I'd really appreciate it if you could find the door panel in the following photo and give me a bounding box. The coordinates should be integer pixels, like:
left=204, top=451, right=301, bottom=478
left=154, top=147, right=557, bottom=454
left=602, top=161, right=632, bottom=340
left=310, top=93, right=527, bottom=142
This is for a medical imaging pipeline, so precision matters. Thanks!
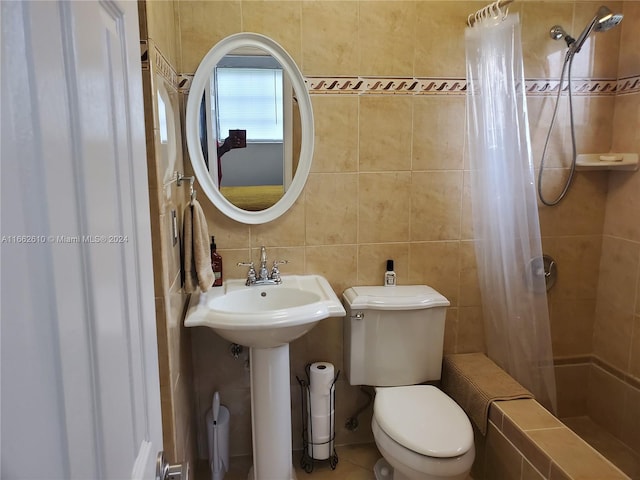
left=1, top=1, right=162, bottom=478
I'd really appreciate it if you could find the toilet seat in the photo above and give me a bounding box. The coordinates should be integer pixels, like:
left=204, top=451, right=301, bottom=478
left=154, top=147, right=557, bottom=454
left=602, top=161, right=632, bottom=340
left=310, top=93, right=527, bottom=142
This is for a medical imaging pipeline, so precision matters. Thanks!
left=372, top=416, right=475, bottom=479
left=374, top=385, right=474, bottom=458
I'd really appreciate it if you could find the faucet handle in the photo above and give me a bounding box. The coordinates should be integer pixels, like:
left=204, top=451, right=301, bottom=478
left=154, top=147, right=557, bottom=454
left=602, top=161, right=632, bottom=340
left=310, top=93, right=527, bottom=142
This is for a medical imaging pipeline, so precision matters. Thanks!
left=270, top=260, right=289, bottom=283
left=237, top=261, right=256, bottom=285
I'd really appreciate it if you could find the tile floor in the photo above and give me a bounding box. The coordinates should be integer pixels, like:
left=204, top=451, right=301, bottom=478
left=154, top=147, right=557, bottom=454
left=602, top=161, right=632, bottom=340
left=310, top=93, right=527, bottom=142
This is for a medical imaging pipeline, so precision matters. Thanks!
left=197, top=443, right=381, bottom=480
left=562, top=416, right=640, bottom=480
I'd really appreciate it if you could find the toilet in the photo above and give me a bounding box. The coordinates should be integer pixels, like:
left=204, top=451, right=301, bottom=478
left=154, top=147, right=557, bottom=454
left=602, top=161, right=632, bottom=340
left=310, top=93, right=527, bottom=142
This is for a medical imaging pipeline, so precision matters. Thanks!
left=343, top=285, right=475, bottom=480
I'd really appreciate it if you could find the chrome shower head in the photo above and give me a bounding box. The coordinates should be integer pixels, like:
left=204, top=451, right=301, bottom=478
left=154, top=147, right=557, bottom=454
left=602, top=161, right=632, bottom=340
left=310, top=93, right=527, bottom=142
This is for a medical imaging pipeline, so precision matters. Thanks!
left=595, top=11, right=624, bottom=32
left=570, top=5, right=623, bottom=54
left=549, top=25, right=575, bottom=47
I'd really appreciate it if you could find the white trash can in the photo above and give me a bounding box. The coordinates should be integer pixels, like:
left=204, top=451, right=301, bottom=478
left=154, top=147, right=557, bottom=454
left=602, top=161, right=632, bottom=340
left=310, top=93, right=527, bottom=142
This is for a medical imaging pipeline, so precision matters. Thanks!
left=206, top=392, right=229, bottom=480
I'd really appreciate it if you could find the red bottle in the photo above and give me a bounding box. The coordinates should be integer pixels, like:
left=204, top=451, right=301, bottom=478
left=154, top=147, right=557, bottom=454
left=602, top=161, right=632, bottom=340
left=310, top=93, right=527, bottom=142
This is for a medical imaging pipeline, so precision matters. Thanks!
left=210, top=236, right=223, bottom=287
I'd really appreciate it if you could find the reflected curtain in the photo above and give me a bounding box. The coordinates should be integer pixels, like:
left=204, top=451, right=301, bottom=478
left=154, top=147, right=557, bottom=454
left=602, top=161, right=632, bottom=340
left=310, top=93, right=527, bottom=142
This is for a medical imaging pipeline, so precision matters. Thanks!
left=465, top=13, right=557, bottom=413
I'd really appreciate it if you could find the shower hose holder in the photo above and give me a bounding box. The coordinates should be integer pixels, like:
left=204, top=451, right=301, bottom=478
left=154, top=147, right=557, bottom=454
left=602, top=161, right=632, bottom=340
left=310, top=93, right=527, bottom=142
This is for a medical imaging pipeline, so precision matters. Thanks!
left=296, top=364, right=340, bottom=473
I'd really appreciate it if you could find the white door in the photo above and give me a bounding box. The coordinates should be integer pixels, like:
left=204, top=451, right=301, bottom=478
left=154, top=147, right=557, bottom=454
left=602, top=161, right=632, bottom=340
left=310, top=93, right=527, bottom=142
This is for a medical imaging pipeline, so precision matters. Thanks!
left=1, top=1, right=163, bottom=479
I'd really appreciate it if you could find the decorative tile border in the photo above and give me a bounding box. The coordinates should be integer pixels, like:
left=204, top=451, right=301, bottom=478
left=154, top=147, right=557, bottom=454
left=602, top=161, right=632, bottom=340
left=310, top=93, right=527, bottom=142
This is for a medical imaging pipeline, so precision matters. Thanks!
left=305, top=76, right=640, bottom=96
left=153, top=46, right=178, bottom=89
left=178, top=73, right=640, bottom=97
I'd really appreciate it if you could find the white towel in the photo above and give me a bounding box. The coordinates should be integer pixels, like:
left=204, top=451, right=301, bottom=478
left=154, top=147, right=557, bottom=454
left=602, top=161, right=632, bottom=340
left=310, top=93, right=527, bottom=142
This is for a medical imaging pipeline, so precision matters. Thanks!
left=183, top=199, right=214, bottom=293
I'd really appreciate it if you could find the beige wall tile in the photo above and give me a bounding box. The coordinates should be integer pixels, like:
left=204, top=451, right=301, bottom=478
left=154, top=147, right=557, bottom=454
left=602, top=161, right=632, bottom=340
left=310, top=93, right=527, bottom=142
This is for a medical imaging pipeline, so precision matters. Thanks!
left=242, top=1, right=302, bottom=66
left=358, top=96, right=413, bottom=172
left=146, top=0, right=179, bottom=68
left=587, top=364, right=627, bottom=440
left=358, top=173, right=411, bottom=243
left=412, top=96, right=465, bottom=171
left=528, top=427, right=628, bottom=480
left=542, top=235, right=601, bottom=301
left=593, top=300, right=634, bottom=371
left=414, top=2, right=473, bottom=78
left=572, top=96, right=615, bottom=154
left=358, top=1, right=415, bottom=76
left=527, top=95, right=571, bottom=171
left=521, top=1, right=574, bottom=79
left=633, top=314, right=640, bottom=377
left=459, top=240, right=481, bottom=307
left=549, top=299, right=595, bottom=357
left=178, top=1, right=241, bottom=73
left=461, top=170, right=475, bottom=240
left=485, top=421, right=525, bottom=480
left=555, top=363, right=589, bottom=418
left=408, top=241, right=460, bottom=306
left=604, top=167, right=640, bottom=242
left=618, top=3, right=640, bottom=78
left=622, top=383, right=640, bottom=456
left=597, top=236, right=639, bottom=315
left=456, top=306, right=486, bottom=353
left=444, top=307, right=458, bottom=355
left=357, top=243, right=410, bottom=287
left=305, top=245, right=358, bottom=296
left=498, top=399, right=563, bottom=431
left=410, top=171, right=462, bottom=241
left=538, top=171, right=608, bottom=236
left=612, top=92, right=640, bottom=153
left=251, top=197, right=306, bottom=246
left=301, top=1, right=358, bottom=76
left=311, top=95, right=359, bottom=173
left=305, top=173, right=357, bottom=245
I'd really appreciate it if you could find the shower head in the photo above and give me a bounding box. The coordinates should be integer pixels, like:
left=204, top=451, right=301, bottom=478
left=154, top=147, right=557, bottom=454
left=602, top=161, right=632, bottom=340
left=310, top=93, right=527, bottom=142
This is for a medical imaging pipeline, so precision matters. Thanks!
left=549, top=25, right=575, bottom=47
left=570, top=5, right=623, bottom=54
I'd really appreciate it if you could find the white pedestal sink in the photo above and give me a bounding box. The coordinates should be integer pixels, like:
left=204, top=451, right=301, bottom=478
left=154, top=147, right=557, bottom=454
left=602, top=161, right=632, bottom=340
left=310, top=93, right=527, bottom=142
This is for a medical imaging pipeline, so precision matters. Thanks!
left=185, top=275, right=345, bottom=480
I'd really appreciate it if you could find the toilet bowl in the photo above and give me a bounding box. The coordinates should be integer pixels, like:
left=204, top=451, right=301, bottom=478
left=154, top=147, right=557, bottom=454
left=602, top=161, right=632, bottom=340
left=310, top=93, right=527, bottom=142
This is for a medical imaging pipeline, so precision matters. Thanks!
left=342, top=285, right=476, bottom=480
left=372, top=386, right=474, bottom=480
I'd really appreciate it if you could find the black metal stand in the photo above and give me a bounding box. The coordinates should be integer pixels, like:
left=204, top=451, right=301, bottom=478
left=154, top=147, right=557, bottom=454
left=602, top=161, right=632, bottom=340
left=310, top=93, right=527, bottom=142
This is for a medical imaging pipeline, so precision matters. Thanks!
left=296, top=364, right=339, bottom=473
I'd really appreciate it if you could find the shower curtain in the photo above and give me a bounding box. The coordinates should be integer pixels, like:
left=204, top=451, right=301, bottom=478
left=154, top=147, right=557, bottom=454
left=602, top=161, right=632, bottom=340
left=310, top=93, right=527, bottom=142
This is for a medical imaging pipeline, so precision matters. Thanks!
left=465, top=13, right=557, bottom=413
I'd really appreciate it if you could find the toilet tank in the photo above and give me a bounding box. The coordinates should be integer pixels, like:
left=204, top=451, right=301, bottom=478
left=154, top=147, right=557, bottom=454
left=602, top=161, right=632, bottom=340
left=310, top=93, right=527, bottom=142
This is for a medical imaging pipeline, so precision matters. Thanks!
left=343, top=285, right=450, bottom=386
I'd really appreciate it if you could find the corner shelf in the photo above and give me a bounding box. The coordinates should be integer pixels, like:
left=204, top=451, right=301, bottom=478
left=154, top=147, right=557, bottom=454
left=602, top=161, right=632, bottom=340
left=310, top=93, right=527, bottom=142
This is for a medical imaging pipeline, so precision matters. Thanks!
left=576, top=153, right=638, bottom=171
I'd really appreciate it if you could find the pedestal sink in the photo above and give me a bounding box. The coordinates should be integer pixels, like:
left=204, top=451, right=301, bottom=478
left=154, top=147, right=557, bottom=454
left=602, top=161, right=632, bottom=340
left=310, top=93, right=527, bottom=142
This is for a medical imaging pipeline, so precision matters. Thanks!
left=185, top=275, right=345, bottom=480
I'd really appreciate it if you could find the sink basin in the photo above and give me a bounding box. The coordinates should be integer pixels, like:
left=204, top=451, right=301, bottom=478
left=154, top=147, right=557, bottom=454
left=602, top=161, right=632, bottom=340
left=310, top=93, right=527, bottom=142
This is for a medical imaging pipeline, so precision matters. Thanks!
left=185, top=274, right=345, bottom=348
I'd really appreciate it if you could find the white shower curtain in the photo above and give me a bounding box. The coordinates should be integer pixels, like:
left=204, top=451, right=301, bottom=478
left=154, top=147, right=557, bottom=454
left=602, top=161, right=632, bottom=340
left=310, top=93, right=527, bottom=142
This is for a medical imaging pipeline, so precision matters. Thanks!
left=465, top=13, right=557, bottom=413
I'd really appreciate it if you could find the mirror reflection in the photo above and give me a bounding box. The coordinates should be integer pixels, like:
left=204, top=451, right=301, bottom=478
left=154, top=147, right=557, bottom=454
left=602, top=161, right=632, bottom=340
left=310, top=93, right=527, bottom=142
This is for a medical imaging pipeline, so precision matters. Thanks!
left=199, top=46, right=301, bottom=211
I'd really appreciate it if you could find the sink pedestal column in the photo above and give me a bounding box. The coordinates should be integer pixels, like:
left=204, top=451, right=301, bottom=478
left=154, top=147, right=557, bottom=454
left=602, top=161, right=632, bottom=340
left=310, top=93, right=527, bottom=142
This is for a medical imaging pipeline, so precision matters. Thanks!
left=249, top=344, right=296, bottom=480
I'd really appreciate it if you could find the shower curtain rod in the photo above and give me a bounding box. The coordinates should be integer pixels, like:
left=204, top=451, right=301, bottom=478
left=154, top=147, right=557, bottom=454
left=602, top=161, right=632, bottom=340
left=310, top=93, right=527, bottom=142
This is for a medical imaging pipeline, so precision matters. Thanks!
left=467, top=0, right=514, bottom=27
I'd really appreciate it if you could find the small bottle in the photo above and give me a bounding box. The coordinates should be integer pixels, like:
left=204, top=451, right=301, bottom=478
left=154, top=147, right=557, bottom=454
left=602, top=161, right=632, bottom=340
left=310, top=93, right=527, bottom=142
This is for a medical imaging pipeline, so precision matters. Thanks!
left=210, top=236, right=223, bottom=287
left=384, top=259, right=396, bottom=287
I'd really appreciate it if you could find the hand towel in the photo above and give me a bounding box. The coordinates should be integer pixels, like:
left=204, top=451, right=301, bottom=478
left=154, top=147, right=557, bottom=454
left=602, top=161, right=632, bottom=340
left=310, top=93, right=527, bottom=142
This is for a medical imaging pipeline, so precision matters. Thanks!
left=441, top=353, right=533, bottom=435
left=183, top=199, right=214, bottom=293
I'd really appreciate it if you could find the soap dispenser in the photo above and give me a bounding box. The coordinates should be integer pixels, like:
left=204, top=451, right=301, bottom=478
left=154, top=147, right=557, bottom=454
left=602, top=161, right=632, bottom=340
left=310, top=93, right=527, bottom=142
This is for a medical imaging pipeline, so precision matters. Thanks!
left=210, top=236, right=223, bottom=287
left=384, top=259, right=396, bottom=286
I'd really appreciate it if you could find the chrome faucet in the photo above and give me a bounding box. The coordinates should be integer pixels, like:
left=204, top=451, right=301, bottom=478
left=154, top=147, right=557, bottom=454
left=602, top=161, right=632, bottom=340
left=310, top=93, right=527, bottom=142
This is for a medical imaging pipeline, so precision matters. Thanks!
left=237, top=246, right=288, bottom=286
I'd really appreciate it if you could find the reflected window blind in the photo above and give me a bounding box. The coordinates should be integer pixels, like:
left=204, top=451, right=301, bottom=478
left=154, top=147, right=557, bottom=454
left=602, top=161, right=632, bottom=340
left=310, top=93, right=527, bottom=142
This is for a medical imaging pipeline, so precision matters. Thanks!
left=215, top=67, right=284, bottom=142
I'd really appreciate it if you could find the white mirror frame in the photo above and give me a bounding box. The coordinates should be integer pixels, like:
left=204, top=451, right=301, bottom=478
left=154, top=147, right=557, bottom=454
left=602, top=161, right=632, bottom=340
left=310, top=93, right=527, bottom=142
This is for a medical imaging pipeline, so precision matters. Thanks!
left=186, top=32, right=314, bottom=224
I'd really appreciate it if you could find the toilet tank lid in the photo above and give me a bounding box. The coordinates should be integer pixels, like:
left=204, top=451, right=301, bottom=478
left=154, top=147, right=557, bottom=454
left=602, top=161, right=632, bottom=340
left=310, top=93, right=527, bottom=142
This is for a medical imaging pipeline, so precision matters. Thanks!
left=342, top=285, right=449, bottom=310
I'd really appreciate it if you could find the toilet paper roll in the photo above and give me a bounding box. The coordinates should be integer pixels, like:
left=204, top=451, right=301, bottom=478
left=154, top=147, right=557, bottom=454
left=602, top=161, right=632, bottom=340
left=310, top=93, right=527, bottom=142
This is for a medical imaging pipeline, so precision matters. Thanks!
left=309, top=391, right=333, bottom=418
left=309, top=362, right=335, bottom=395
left=307, top=433, right=333, bottom=460
left=308, top=410, right=334, bottom=439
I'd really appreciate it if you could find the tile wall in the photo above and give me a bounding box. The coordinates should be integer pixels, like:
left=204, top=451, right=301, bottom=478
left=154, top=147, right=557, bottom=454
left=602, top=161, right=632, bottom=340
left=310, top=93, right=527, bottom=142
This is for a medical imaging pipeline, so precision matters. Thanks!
left=139, top=0, right=196, bottom=469
left=139, top=0, right=639, bottom=465
left=588, top=1, right=640, bottom=459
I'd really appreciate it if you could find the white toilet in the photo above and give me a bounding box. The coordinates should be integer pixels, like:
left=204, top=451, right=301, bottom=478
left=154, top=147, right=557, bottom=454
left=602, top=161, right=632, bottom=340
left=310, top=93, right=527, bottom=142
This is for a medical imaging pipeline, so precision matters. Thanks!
left=343, top=285, right=475, bottom=480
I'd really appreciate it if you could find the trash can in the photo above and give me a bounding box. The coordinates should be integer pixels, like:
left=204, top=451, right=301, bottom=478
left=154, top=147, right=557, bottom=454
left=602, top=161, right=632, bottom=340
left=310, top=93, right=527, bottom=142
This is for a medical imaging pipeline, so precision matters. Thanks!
left=206, top=392, right=230, bottom=480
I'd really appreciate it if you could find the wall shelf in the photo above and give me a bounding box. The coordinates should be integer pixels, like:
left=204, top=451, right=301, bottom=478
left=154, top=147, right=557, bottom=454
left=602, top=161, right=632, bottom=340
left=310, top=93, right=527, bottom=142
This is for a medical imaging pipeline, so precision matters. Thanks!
left=576, top=153, right=638, bottom=171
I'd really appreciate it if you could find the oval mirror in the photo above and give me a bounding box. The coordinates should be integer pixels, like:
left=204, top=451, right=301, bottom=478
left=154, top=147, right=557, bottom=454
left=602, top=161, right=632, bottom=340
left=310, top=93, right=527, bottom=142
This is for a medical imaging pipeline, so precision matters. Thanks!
left=186, top=33, right=314, bottom=224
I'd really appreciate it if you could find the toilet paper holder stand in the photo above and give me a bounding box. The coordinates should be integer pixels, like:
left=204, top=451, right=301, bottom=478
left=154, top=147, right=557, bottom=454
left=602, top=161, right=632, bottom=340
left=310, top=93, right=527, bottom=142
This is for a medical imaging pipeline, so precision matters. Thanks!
left=296, top=363, right=340, bottom=473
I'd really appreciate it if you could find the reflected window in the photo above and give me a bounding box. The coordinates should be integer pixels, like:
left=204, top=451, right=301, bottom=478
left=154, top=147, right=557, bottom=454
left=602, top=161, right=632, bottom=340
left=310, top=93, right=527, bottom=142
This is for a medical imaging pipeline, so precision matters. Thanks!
left=213, top=55, right=284, bottom=143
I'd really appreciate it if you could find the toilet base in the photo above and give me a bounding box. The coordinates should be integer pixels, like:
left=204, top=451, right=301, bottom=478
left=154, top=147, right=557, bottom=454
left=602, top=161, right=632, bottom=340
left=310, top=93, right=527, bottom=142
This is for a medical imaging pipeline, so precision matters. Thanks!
left=374, top=458, right=412, bottom=480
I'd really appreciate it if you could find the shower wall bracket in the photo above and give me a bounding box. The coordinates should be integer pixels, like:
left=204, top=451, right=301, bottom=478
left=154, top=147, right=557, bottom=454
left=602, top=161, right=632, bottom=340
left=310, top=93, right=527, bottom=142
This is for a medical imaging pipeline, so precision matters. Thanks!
left=575, top=153, right=638, bottom=171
